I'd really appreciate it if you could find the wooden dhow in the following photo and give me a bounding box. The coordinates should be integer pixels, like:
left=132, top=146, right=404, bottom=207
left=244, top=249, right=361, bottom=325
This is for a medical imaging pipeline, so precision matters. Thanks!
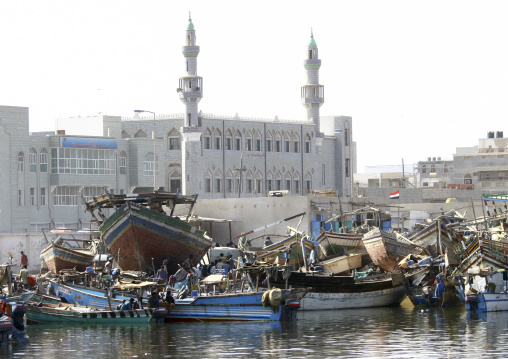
left=86, top=191, right=213, bottom=273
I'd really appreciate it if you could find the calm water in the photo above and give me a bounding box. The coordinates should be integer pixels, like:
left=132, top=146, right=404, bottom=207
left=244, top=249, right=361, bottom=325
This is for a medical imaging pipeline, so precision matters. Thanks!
left=4, top=299, right=508, bottom=358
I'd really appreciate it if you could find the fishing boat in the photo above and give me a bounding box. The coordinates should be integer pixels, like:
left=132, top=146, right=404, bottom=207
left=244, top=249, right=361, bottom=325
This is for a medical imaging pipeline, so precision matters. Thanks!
left=86, top=191, right=213, bottom=274
left=268, top=269, right=406, bottom=311
left=26, top=304, right=168, bottom=324
left=456, top=268, right=508, bottom=312
left=362, top=228, right=425, bottom=272
left=165, top=290, right=300, bottom=322
left=40, top=240, right=95, bottom=274
left=48, top=280, right=148, bottom=309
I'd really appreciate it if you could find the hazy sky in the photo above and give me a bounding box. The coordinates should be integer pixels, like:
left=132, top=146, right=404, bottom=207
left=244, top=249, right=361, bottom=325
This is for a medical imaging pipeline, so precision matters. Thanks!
left=1, top=1, right=507, bottom=171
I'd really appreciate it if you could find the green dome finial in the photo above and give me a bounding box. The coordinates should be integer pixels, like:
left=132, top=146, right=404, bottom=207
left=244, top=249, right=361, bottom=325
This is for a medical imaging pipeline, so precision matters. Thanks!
left=309, top=28, right=316, bottom=46
left=187, top=12, right=194, bottom=30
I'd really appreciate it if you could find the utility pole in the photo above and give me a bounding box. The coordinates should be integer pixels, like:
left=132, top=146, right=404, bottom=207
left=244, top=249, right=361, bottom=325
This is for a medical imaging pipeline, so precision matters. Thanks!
left=234, top=154, right=246, bottom=198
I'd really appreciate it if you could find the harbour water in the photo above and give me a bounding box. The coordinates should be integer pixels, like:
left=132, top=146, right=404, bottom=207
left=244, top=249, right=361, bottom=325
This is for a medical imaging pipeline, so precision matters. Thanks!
left=4, top=299, right=508, bottom=358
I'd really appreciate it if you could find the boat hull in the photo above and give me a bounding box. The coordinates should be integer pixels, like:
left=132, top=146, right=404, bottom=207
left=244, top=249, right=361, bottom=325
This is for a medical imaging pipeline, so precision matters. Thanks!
left=49, top=281, right=299, bottom=321
left=270, top=271, right=406, bottom=311
left=40, top=243, right=94, bottom=274
left=299, top=286, right=406, bottom=310
left=166, top=293, right=299, bottom=322
left=26, top=306, right=162, bottom=324
left=465, top=292, right=508, bottom=312
left=100, top=202, right=212, bottom=273
left=363, top=228, right=421, bottom=272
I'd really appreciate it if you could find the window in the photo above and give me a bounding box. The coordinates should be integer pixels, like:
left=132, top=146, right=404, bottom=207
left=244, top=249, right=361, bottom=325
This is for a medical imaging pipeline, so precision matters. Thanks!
left=322, top=164, right=326, bottom=186
left=276, top=180, right=281, bottom=191
left=246, top=138, right=252, bottom=151
left=204, top=135, right=211, bottom=149
left=215, top=178, right=221, bottom=193
left=256, top=179, right=262, bottom=194
left=205, top=178, right=211, bottom=193
left=285, top=180, right=291, bottom=191
left=285, top=133, right=291, bottom=152
left=169, top=137, right=181, bottom=150
left=54, top=186, right=79, bottom=205
left=422, top=165, right=427, bottom=174
left=234, top=131, right=242, bottom=151
left=40, top=187, right=46, bottom=206
left=255, top=139, right=261, bottom=151
left=29, top=148, right=37, bottom=172
left=40, top=148, right=48, bottom=172
left=246, top=179, right=253, bottom=193
left=293, top=140, right=299, bottom=153
left=305, top=180, right=311, bottom=194
left=304, top=135, right=311, bottom=154
left=275, top=140, right=281, bottom=152
left=18, top=190, right=24, bottom=206
left=30, top=188, right=36, bottom=206
left=119, top=151, right=127, bottom=175
left=50, top=148, right=116, bottom=175
left=346, top=159, right=350, bottom=178
left=266, top=179, right=272, bottom=191
left=169, top=169, right=181, bottom=193
left=294, top=180, right=300, bottom=194
left=226, top=179, right=233, bottom=193
left=134, top=130, right=147, bottom=138
left=225, top=137, right=232, bottom=150
left=170, top=179, right=181, bottom=192
left=143, top=153, right=158, bottom=176
left=18, top=152, right=24, bottom=172
left=214, top=129, right=222, bottom=150
left=266, top=139, right=272, bottom=152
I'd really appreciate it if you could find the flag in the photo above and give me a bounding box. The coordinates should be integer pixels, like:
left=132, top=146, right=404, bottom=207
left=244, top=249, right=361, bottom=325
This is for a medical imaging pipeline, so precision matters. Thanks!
left=389, top=190, right=400, bottom=199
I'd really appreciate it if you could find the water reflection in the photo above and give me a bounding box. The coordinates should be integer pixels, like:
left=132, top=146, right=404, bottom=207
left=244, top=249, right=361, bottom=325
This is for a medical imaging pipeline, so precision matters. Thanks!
left=4, top=303, right=508, bottom=358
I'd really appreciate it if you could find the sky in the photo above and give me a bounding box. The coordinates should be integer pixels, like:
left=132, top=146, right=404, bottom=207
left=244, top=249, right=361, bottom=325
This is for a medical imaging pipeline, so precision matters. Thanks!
left=1, top=1, right=508, bottom=172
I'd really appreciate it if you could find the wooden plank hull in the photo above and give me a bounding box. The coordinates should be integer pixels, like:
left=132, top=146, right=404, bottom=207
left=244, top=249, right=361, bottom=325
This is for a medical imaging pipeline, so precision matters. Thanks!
left=40, top=243, right=94, bottom=274
left=49, top=281, right=300, bottom=322
left=318, top=254, right=362, bottom=273
left=100, top=202, right=212, bottom=273
left=316, top=231, right=364, bottom=257
left=270, top=271, right=406, bottom=310
left=26, top=305, right=161, bottom=324
left=363, top=228, right=421, bottom=272
left=166, top=292, right=300, bottom=322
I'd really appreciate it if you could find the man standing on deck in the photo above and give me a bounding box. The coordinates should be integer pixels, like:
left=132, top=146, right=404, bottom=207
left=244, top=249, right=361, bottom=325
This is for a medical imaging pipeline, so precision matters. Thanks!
left=19, top=265, right=29, bottom=290
left=20, top=251, right=28, bottom=268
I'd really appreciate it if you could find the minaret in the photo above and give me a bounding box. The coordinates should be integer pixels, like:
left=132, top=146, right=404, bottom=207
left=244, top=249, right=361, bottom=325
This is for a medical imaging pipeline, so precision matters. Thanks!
left=301, top=30, right=324, bottom=135
left=179, top=15, right=204, bottom=196
left=178, top=14, right=203, bottom=127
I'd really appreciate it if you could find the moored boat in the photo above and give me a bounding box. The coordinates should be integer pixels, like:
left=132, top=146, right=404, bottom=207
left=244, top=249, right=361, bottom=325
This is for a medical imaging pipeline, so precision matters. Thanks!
left=40, top=241, right=95, bottom=274
left=362, top=228, right=425, bottom=272
left=86, top=191, right=213, bottom=273
left=26, top=304, right=167, bottom=324
left=269, top=268, right=406, bottom=311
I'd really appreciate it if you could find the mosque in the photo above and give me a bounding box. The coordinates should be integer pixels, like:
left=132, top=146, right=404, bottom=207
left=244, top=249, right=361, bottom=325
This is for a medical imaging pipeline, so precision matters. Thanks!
left=0, top=16, right=355, bottom=233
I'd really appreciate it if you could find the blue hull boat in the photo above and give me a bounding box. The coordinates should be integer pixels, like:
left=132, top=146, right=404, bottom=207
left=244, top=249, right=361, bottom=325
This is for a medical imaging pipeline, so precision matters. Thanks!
left=48, top=281, right=301, bottom=321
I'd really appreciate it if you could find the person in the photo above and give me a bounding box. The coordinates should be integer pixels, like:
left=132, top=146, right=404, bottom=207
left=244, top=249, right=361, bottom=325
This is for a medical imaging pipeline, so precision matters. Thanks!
left=120, top=299, right=132, bottom=311
left=148, top=291, right=160, bottom=309
left=216, top=259, right=224, bottom=271
left=19, top=265, right=29, bottom=290
left=182, top=255, right=194, bottom=271
left=284, top=247, right=291, bottom=265
left=264, top=236, right=273, bottom=246
left=222, top=261, right=231, bottom=274
left=162, top=259, right=168, bottom=272
left=20, top=251, right=28, bottom=267
left=131, top=298, right=139, bottom=309
left=435, top=277, right=446, bottom=299
left=156, top=266, right=168, bottom=283
left=209, top=260, right=217, bottom=274
left=219, top=253, right=227, bottom=264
